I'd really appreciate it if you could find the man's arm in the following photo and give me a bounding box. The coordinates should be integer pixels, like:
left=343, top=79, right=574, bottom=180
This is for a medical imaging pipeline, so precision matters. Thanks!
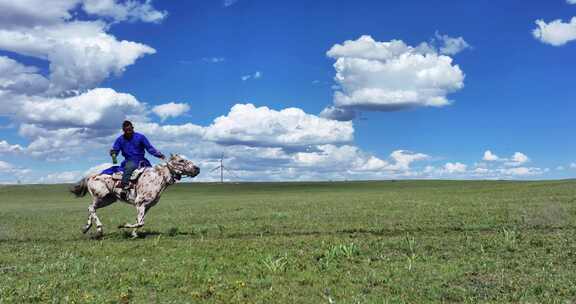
left=110, top=137, right=121, bottom=156
left=142, top=135, right=165, bottom=159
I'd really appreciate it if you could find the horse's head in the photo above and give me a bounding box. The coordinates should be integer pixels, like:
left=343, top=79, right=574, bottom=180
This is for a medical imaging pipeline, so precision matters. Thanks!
left=166, top=154, right=200, bottom=179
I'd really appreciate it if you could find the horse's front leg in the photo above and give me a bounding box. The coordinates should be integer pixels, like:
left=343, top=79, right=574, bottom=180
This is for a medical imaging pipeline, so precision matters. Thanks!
left=119, top=204, right=149, bottom=237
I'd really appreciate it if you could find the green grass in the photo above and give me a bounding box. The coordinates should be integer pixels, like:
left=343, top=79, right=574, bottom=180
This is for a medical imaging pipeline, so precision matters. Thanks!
left=1, top=180, right=576, bottom=303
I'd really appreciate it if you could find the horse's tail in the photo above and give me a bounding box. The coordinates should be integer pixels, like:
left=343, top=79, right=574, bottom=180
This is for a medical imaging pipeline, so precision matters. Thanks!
left=70, top=177, right=88, bottom=198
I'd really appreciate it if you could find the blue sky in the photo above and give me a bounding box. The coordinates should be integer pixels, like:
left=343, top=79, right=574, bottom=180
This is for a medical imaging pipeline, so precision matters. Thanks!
left=0, top=0, right=575, bottom=183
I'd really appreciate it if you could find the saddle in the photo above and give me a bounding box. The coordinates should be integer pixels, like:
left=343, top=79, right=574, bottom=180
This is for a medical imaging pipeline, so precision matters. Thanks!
left=110, top=167, right=148, bottom=181
left=110, top=167, right=148, bottom=192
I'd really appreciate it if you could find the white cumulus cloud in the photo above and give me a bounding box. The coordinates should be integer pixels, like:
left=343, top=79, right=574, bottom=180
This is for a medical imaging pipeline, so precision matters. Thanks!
left=203, top=103, right=353, bottom=149
left=506, top=152, right=529, bottom=167
left=82, top=0, right=167, bottom=23
left=291, top=147, right=426, bottom=174
left=19, top=123, right=110, bottom=159
left=0, top=140, right=24, bottom=154
left=443, top=162, right=467, bottom=174
left=0, top=160, right=13, bottom=171
left=533, top=18, right=576, bottom=46
left=435, top=32, right=471, bottom=55
left=17, top=88, right=145, bottom=129
left=388, top=150, right=429, bottom=171
left=0, top=56, right=49, bottom=95
left=0, top=20, right=155, bottom=93
left=0, top=0, right=163, bottom=162
left=323, top=35, right=465, bottom=118
left=481, top=150, right=530, bottom=167
left=0, top=0, right=166, bottom=26
left=483, top=150, right=499, bottom=161
left=0, top=0, right=79, bottom=27
left=38, top=170, right=83, bottom=183
left=137, top=122, right=204, bottom=142
left=499, top=167, right=542, bottom=177
left=0, top=160, right=30, bottom=180
left=319, top=106, right=357, bottom=121
left=152, top=102, right=190, bottom=121
left=292, top=145, right=383, bottom=171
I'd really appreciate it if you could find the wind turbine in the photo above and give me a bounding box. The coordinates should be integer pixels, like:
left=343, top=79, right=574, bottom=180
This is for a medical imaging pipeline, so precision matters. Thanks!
left=210, top=153, right=239, bottom=183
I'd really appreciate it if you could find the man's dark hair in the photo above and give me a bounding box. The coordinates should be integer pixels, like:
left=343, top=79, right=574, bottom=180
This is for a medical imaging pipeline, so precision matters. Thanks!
left=122, top=120, right=133, bottom=128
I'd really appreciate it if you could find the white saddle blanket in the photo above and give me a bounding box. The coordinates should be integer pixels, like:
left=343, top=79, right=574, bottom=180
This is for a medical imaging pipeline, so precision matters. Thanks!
left=110, top=167, right=148, bottom=181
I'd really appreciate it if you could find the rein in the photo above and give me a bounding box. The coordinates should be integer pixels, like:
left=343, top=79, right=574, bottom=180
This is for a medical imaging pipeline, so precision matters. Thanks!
left=161, top=160, right=183, bottom=183
left=159, top=156, right=198, bottom=183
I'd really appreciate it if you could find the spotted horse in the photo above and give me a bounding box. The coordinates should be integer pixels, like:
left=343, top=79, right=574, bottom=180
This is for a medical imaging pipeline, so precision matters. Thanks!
left=70, top=154, right=200, bottom=238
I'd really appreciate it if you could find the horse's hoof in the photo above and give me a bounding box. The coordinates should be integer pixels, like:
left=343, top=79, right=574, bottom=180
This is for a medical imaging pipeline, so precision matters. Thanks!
left=81, top=225, right=91, bottom=234
left=117, top=224, right=125, bottom=229
left=93, top=231, right=103, bottom=240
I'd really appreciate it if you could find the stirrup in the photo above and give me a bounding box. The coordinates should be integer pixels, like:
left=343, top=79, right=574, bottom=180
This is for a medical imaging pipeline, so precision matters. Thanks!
left=120, top=189, right=129, bottom=200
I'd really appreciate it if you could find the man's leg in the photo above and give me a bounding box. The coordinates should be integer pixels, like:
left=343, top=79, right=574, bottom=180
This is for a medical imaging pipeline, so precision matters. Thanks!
left=121, top=160, right=137, bottom=189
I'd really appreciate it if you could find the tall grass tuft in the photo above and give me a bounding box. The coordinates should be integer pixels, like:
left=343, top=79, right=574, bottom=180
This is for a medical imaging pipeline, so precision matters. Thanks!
left=261, top=254, right=288, bottom=273
left=500, top=227, right=519, bottom=251
left=404, top=233, right=417, bottom=271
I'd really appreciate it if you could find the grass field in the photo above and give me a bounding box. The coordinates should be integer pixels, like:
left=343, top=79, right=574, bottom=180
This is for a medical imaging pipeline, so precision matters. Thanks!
left=1, top=180, right=576, bottom=303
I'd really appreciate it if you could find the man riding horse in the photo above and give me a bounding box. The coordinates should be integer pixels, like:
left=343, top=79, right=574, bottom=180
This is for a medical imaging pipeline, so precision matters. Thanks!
left=70, top=121, right=200, bottom=238
left=110, top=120, right=165, bottom=196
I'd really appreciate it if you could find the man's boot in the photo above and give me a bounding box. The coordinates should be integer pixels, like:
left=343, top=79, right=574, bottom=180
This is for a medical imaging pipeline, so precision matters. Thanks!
left=119, top=182, right=130, bottom=200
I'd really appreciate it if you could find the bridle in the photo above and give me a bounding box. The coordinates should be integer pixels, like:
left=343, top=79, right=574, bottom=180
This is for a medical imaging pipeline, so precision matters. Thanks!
left=163, top=158, right=197, bottom=181
left=163, top=160, right=183, bottom=182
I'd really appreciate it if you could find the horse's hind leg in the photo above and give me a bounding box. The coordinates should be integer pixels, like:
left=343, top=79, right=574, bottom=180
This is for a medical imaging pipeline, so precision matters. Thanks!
left=92, top=203, right=104, bottom=238
left=83, top=177, right=117, bottom=238
left=84, top=196, right=111, bottom=238
left=82, top=204, right=93, bottom=234
left=82, top=199, right=98, bottom=234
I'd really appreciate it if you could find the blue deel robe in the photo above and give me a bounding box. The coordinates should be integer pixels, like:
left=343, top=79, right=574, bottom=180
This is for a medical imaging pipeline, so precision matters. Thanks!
left=101, top=132, right=163, bottom=175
